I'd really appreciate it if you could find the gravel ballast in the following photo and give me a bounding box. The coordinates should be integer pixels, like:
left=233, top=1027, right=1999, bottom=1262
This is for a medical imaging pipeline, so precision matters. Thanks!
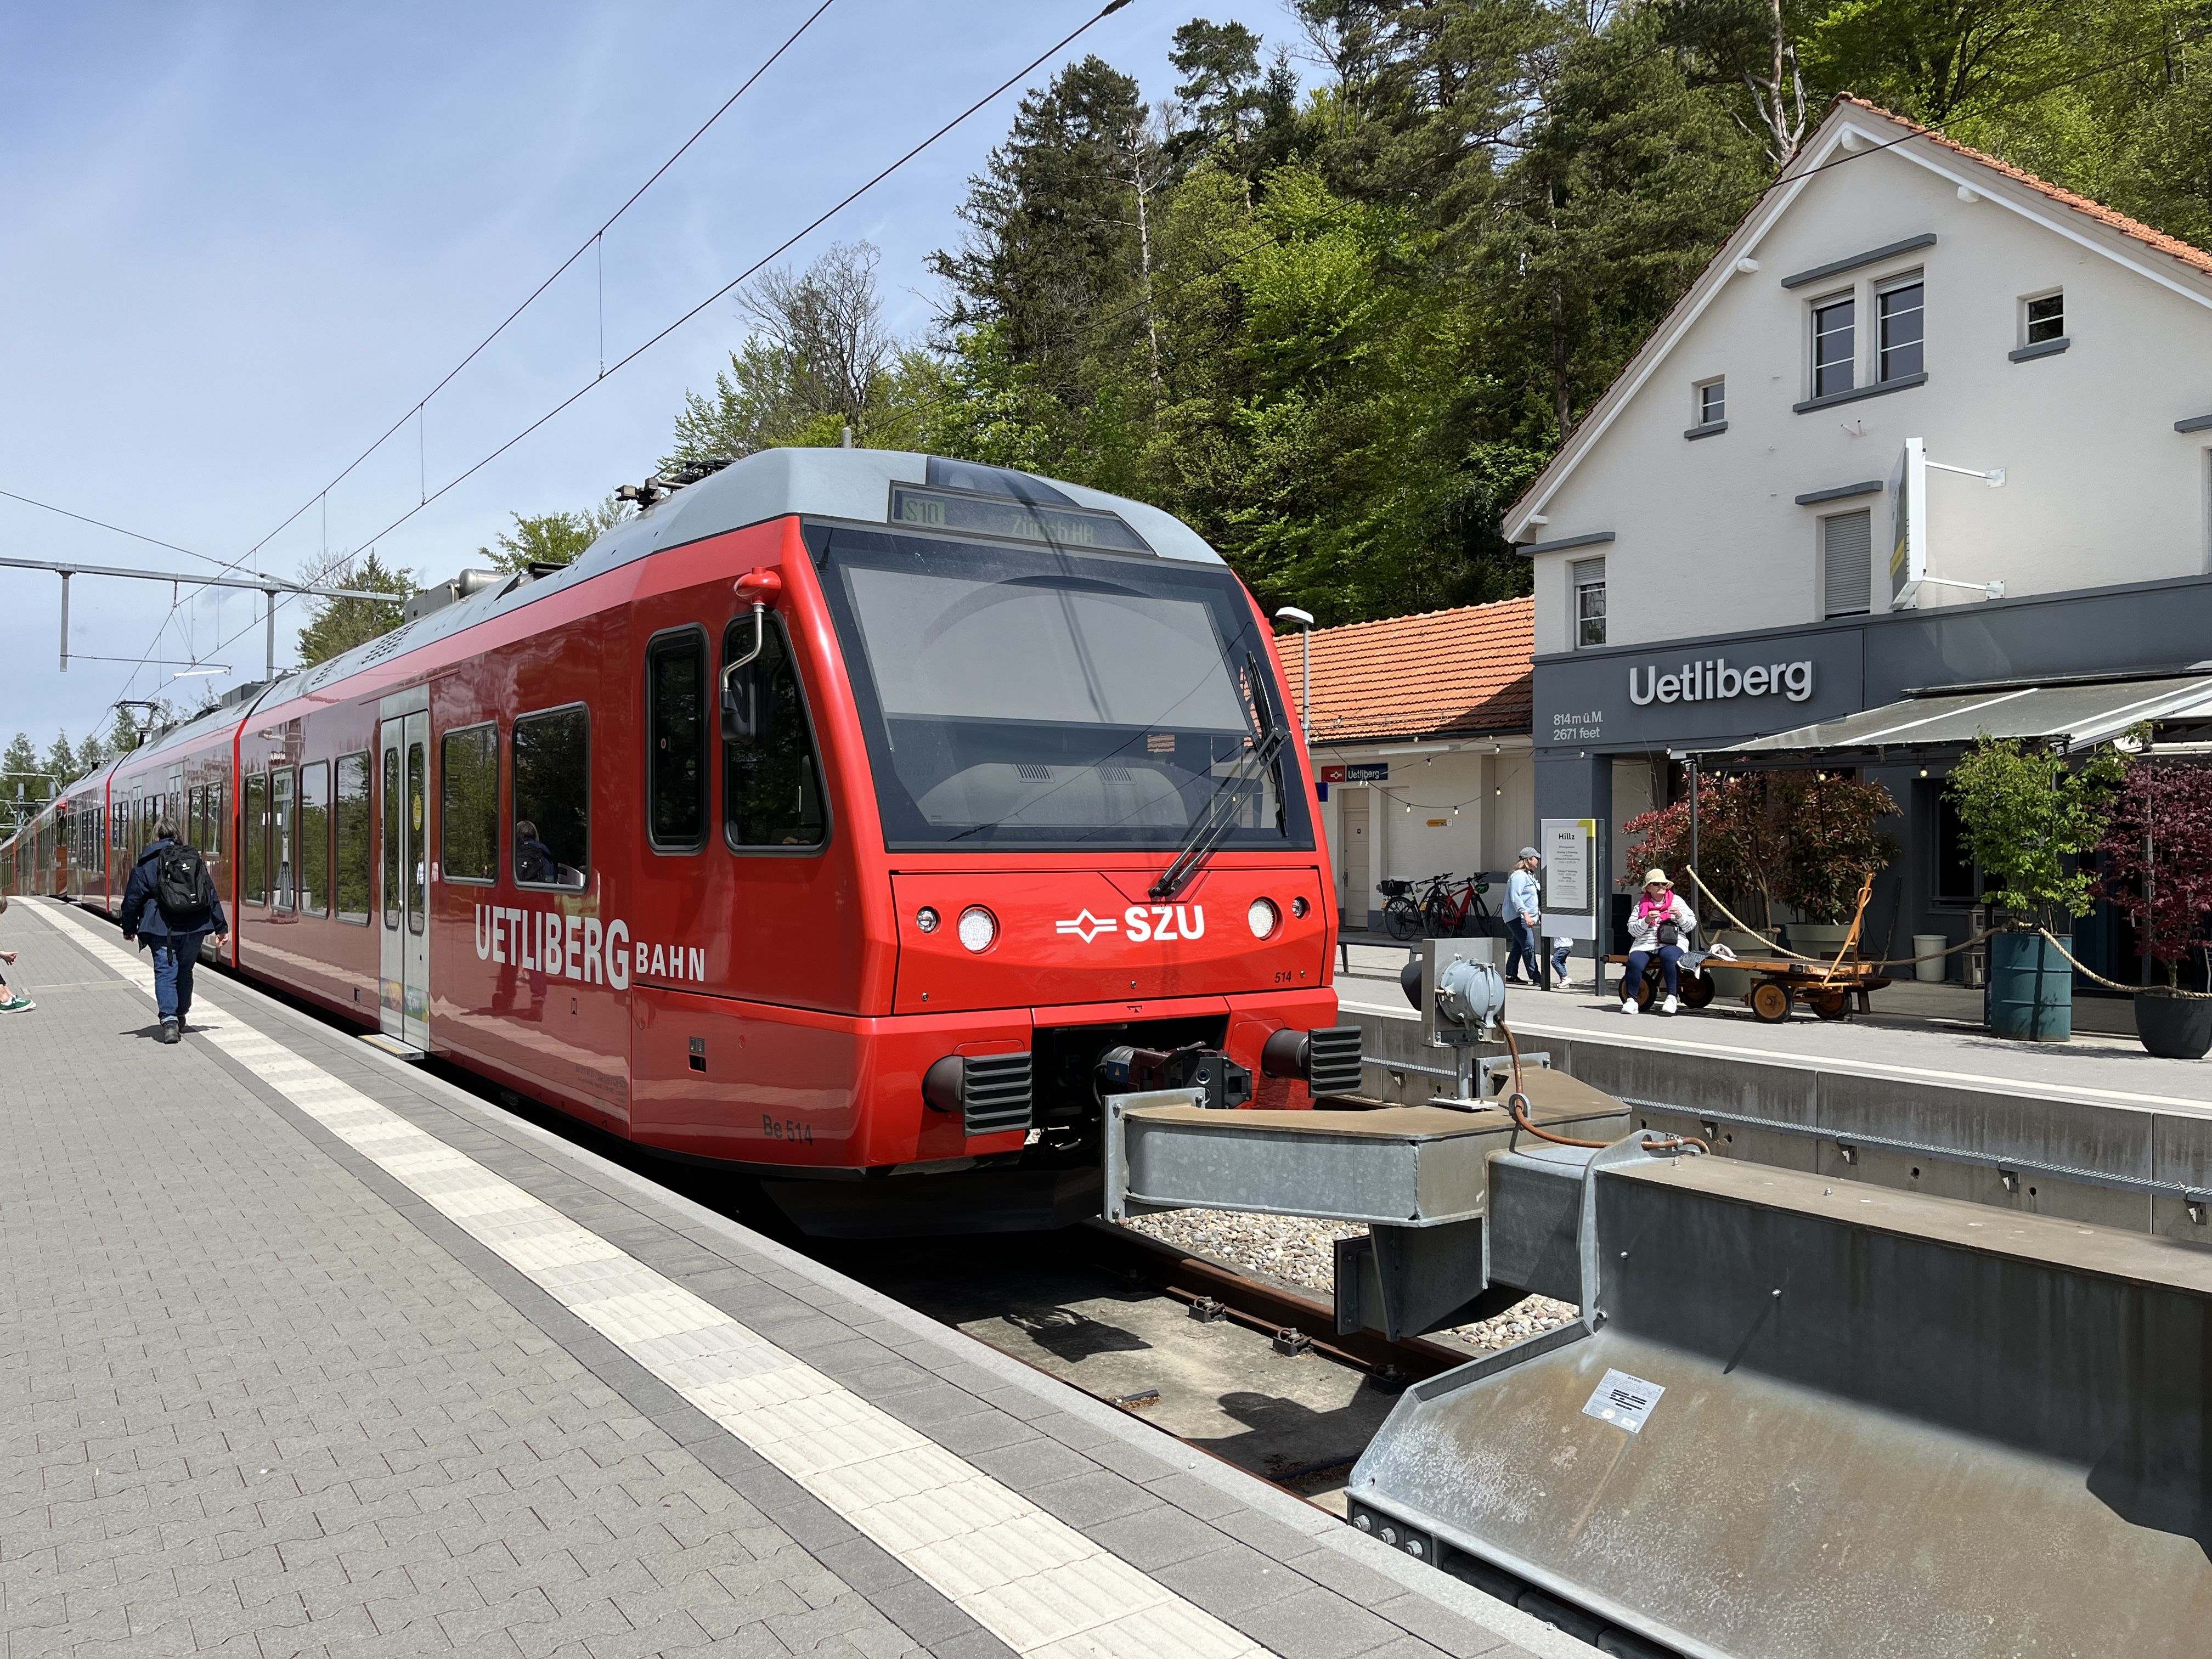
left=1121, top=1207, right=1577, bottom=1350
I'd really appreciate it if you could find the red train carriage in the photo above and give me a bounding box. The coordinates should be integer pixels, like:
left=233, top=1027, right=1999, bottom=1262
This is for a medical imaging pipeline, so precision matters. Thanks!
left=10, top=450, right=1359, bottom=1233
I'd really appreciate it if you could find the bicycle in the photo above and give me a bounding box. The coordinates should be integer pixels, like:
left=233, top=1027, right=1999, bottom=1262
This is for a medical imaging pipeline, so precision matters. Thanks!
left=1416, top=872, right=1492, bottom=938
left=1378, top=878, right=1424, bottom=941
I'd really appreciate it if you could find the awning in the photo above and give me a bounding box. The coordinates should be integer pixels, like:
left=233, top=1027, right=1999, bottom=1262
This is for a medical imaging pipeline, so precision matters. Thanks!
left=1692, top=672, right=2212, bottom=761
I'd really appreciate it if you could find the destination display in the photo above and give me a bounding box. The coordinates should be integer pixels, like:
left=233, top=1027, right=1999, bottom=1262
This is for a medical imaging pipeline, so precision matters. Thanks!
left=889, top=484, right=1152, bottom=553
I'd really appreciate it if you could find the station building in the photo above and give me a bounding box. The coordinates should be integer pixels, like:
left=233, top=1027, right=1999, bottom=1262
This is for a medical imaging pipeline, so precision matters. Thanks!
left=1289, top=597, right=1536, bottom=933
left=1509, top=97, right=2212, bottom=978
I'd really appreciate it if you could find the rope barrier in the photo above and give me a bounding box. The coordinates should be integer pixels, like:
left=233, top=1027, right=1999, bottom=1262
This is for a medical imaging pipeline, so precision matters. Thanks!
left=2034, top=928, right=2212, bottom=1000
left=1680, top=865, right=1998, bottom=971
left=1680, top=866, right=2209, bottom=997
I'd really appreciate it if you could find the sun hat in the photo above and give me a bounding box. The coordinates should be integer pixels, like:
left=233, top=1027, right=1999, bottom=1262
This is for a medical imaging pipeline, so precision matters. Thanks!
left=1642, top=868, right=1672, bottom=887
left=1519, top=847, right=1539, bottom=861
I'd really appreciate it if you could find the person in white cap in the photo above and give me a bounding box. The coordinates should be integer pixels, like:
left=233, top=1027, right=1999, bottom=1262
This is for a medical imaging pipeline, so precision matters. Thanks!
left=1621, top=868, right=1697, bottom=1015
left=1503, top=848, right=1543, bottom=984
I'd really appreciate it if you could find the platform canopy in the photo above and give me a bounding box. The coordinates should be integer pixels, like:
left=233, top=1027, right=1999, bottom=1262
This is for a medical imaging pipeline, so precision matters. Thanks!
left=1694, top=669, right=2212, bottom=762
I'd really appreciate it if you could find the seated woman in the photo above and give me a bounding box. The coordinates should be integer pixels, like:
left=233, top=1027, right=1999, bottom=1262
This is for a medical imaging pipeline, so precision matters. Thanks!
left=1622, top=868, right=1697, bottom=1016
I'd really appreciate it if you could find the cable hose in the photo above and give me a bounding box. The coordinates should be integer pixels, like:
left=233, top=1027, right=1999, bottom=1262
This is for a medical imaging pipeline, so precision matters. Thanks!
left=1496, top=1018, right=1707, bottom=1154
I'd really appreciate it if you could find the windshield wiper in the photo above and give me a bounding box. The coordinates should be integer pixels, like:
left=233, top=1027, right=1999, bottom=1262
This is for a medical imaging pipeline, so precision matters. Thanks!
left=1150, top=651, right=1285, bottom=901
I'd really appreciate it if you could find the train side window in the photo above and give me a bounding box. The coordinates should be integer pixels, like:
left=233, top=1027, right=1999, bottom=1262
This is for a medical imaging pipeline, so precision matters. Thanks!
left=299, top=761, right=330, bottom=918
left=512, top=707, right=588, bottom=889
left=244, top=772, right=269, bottom=905
left=207, top=780, right=223, bottom=860
left=187, top=786, right=201, bottom=851
left=272, top=768, right=296, bottom=912
left=646, top=629, right=708, bottom=853
left=406, top=738, right=426, bottom=936
left=722, top=616, right=827, bottom=851
left=335, top=753, right=370, bottom=924
left=440, top=724, right=499, bottom=883
left=382, top=748, right=401, bottom=929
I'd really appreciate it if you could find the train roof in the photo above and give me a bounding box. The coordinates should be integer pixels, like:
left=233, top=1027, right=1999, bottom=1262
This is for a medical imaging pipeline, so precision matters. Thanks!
left=281, top=448, right=1227, bottom=708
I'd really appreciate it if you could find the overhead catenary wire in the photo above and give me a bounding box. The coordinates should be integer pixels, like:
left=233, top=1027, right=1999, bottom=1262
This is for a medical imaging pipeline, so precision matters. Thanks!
left=63, top=1, right=2195, bottom=718
left=327, top=0, right=1139, bottom=566
left=239, top=0, right=843, bottom=568
left=101, top=0, right=846, bottom=710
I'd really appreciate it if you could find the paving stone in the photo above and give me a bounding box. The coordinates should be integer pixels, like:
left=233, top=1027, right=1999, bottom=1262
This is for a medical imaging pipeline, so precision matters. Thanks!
left=0, top=902, right=1543, bottom=1659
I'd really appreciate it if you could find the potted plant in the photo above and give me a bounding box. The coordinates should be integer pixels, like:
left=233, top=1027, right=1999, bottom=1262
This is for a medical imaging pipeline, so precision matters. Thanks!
left=1771, top=772, right=1899, bottom=958
left=2096, top=761, right=2212, bottom=1059
left=1946, top=736, right=2128, bottom=1041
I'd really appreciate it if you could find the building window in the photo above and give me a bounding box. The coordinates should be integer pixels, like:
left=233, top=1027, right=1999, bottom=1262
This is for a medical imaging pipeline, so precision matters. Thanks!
left=2025, top=291, right=2063, bottom=345
left=1697, top=379, right=1725, bottom=425
left=512, top=706, right=590, bottom=888
left=440, top=725, right=498, bottom=884
left=1822, top=509, right=1871, bottom=619
left=1813, top=296, right=1855, bottom=398
left=1933, top=790, right=1979, bottom=905
left=1878, top=279, right=1923, bottom=381
left=1572, top=557, right=1607, bottom=647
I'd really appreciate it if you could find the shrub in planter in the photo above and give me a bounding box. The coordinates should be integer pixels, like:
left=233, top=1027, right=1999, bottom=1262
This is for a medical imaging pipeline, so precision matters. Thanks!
left=2095, top=762, right=2212, bottom=1058
left=1771, top=773, right=1899, bottom=929
left=1623, top=775, right=1779, bottom=932
left=1948, top=736, right=2128, bottom=1040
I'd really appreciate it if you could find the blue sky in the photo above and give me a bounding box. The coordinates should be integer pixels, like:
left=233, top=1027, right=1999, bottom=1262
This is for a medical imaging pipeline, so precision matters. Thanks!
left=0, top=0, right=1298, bottom=753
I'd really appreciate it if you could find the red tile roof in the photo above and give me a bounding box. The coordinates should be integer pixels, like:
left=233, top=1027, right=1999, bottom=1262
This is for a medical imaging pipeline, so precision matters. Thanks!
left=1285, top=596, right=1534, bottom=746
left=1838, top=95, right=2212, bottom=281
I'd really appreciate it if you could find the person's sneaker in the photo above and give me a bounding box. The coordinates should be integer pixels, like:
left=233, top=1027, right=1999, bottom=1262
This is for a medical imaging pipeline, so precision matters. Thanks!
left=160, top=1020, right=180, bottom=1045
left=0, top=995, right=33, bottom=1013
left=1620, top=998, right=1638, bottom=1015
left=1662, top=993, right=1680, bottom=1015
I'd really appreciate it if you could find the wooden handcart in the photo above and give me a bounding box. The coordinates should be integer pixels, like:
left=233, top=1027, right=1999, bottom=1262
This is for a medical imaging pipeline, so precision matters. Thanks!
left=1607, top=873, right=1893, bottom=1024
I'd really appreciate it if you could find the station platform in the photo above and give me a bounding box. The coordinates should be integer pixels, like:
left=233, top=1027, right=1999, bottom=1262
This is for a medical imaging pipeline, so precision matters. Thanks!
left=0, top=898, right=1573, bottom=1659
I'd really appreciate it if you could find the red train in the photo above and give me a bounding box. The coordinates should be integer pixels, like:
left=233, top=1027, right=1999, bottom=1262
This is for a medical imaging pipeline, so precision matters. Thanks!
left=3, top=450, right=1358, bottom=1232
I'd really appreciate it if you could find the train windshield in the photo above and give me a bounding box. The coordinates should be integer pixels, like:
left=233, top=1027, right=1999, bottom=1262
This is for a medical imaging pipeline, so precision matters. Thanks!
left=817, top=527, right=1314, bottom=852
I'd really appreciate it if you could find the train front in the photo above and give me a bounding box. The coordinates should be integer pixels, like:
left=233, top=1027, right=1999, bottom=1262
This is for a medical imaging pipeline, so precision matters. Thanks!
left=748, top=459, right=1358, bottom=1233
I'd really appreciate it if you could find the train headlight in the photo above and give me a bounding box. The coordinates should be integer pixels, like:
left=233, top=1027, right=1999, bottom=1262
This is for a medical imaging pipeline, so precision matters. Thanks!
left=1246, top=898, right=1279, bottom=939
left=957, top=906, right=997, bottom=953
left=915, top=906, right=940, bottom=934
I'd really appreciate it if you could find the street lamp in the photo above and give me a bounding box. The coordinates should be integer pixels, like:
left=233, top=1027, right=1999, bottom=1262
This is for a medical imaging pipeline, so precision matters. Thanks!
left=1274, top=607, right=1315, bottom=742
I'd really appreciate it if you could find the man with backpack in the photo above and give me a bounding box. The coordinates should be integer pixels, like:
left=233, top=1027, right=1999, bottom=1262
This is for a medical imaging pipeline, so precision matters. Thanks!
left=121, top=818, right=228, bottom=1044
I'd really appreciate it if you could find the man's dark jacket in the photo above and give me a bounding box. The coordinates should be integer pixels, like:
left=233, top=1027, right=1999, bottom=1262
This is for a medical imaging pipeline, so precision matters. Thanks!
left=120, top=839, right=229, bottom=948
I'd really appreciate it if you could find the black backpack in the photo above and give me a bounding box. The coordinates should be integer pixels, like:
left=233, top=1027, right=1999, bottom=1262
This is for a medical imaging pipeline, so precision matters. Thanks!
left=155, top=844, right=217, bottom=928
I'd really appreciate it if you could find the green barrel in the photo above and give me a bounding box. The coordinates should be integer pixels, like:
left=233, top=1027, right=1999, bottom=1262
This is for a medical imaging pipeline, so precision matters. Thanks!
left=1988, top=931, right=2072, bottom=1041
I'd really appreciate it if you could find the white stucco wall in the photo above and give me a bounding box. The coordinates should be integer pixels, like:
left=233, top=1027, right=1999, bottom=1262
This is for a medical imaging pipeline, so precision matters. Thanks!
left=1519, top=117, right=2212, bottom=654
left=1312, top=745, right=1536, bottom=924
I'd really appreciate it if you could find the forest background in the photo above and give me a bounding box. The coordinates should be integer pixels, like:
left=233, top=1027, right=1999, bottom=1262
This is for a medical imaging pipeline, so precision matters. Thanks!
left=15, top=0, right=2212, bottom=802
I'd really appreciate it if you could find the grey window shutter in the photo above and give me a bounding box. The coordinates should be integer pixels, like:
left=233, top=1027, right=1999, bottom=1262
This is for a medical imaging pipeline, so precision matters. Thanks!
left=1824, top=510, right=1871, bottom=618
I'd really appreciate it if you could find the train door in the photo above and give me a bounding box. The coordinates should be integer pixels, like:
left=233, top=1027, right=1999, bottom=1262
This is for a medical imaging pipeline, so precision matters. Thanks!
left=1341, top=786, right=1370, bottom=930
left=377, top=703, right=430, bottom=1048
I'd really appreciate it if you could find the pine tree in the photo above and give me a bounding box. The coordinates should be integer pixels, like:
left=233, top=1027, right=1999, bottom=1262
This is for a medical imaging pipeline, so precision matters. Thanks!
left=296, top=551, right=417, bottom=668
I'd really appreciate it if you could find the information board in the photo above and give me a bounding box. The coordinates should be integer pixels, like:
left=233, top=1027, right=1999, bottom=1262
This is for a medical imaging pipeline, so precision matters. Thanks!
left=1539, top=816, right=1597, bottom=941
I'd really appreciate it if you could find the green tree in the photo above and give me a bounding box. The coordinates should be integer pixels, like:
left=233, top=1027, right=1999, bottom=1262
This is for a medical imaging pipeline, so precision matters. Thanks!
left=1948, top=736, right=2130, bottom=924
left=665, top=242, right=904, bottom=467
left=479, top=497, right=628, bottom=573
left=296, top=550, right=417, bottom=669
left=42, top=732, right=77, bottom=788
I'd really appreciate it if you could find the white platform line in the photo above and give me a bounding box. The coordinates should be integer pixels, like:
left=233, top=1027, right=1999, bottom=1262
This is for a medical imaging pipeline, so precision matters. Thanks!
left=26, top=901, right=1273, bottom=1659
left=1335, top=981, right=2212, bottom=1116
